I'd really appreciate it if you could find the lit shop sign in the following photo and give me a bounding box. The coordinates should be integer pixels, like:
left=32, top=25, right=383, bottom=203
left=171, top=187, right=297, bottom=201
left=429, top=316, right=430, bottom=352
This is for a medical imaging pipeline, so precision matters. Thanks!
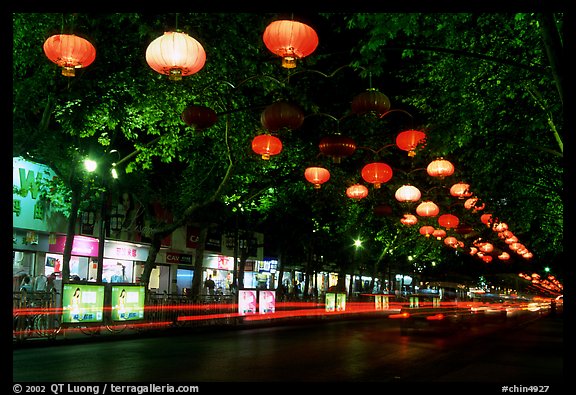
left=104, top=243, right=149, bottom=261
left=166, top=253, right=193, bottom=265
left=49, top=235, right=99, bottom=256
left=12, top=156, right=66, bottom=232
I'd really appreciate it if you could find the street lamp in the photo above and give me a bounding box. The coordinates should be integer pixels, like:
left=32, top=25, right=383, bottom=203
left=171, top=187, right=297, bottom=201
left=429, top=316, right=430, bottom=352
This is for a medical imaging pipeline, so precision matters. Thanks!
left=84, top=151, right=120, bottom=282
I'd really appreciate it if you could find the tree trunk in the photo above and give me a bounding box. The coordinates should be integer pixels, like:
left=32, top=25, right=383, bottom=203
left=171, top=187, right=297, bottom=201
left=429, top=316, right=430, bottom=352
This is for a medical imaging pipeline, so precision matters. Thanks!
left=62, top=186, right=81, bottom=283
left=191, top=226, right=208, bottom=301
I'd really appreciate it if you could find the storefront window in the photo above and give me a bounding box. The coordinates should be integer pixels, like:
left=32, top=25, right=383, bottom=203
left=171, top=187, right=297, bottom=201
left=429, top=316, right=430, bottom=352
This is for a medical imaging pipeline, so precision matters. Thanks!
left=102, top=258, right=133, bottom=283
left=176, top=267, right=193, bottom=295
left=13, top=251, right=34, bottom=291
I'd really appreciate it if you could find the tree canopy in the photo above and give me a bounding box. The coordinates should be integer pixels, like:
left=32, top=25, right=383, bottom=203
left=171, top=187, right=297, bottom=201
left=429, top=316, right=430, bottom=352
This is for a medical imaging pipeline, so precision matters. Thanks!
left=13, top=12, right=565, bottom=291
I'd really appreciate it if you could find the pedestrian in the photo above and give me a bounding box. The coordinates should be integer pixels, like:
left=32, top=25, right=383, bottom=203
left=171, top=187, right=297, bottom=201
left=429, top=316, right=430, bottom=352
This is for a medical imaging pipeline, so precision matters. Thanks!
left=20, top=275, right=33, bottom=293
left=204, top=275, right=216, bottom=295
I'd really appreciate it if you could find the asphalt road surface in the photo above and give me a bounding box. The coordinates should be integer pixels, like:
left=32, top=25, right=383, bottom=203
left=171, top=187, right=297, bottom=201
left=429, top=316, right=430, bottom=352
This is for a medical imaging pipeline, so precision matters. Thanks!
left=13, top=312, right=563, bottom=387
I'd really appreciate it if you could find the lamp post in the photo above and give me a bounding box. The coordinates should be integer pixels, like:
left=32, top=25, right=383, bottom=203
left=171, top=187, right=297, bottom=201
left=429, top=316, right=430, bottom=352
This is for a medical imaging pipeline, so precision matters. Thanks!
left=84, top=150, right=119, bottom=283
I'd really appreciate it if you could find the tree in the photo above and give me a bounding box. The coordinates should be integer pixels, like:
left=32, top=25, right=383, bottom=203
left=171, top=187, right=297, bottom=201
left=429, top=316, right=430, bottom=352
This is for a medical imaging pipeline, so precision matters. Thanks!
left=13, top=12, right=564, bottom=296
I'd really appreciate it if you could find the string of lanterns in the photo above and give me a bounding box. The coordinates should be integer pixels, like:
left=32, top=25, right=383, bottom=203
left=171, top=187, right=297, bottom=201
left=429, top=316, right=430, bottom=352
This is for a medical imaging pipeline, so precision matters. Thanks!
left=41, top=16, right=532, bottom=265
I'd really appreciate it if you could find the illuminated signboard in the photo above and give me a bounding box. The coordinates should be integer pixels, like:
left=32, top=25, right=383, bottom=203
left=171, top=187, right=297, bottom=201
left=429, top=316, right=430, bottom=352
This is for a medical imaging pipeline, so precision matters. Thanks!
left=238, top=290, right=257, bottom=315
left=61, top=284, right=105, bottom=324
left=325, top=293, right=346, bottom=312
left=258, top=290, right=276, bottom=314
left=325, top=293, right=336, bottom=312
left=111, top=285, right=145, bottom=321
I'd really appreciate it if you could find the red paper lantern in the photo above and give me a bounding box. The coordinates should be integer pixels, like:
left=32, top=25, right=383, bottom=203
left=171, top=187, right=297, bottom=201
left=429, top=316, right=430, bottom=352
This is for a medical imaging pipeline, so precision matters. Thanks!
left=478, top=242, right=494, bottom=253
left=427, top=158, right=455, bottom=178
left=252, top=134, right=282, bottom=160
left=438, top=214, right=459, bottom=229
left=361, top=162, right=393, bottom=189
left=400, top=213, right=418, bottom=226
left=480, top=213, right=494, bottom=226
left=351, top=89, right=391, bottom=116
left=464, top=197, right=485, bottom=212
left=346, top=184, right=369, bottom=200
left=444, top=236, right=459, bottom=248
left=319, top=135, right=357, bottom=163
left=396, top=129, right=426, bottom=157
left=263, top=20, right=319, bottom=69
left=481, top=255, right=493, bottom=263
left=492, top=222, right=508, bottom=232
left=304, top=167, right=330, bottom=189
left=181, top=105, right=218, bottom=130
left=450, top=182, right=473, bottom=199
left=416, top=201, right=440, bottom=217
left=261, top=101, right=305, bottom=131
left=395, top=185, right=421, bottom=202
left=146, top=31, right=206, bottom=80
left=432, top=228, right=446, bottom=240
left=498, top=252, right=510, bottom=261
left=43, top=34, right=96, bottom=77
left=505, top=235, right=519, bottom=244
left=419, top=225, right=435, bottom=237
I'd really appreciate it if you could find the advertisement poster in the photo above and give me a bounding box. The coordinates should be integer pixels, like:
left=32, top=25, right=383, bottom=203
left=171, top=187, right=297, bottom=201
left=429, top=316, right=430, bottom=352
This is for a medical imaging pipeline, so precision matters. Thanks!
left=61, top=284, right=105, bottom=324
left=111, top=285, right=145, bottom=321
left=258, top=290, right=276, bottom=314
left=325, top=292, right=336, bottom=312
left=336, top=293, right=346, bottom=311
left=238, top=290, right=257, bottom=315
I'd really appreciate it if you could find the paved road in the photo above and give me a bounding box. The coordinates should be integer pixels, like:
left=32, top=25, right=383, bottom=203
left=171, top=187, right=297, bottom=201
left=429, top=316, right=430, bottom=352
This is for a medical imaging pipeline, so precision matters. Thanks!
left=13, top=311, right=563, bottom=387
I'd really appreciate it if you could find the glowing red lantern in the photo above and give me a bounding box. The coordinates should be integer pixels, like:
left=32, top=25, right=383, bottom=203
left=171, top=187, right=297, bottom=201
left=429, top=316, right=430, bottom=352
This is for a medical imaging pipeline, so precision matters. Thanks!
left=478, top=242, right=494, bottom=253
left=444, top=236, right=459, bottom=248
left=361, top=162, right=393, bottom=189
left=181, top=105, right=218, bottom=130
left=438, top=214, right=459, bottom=229
left=498, top=252, right=510, bottom=261
left=395, top=185, right=421, bottom=202
left=400, top=214, right=418, bottom=226
left=261, top=101, right=305, bottom=131
left=416, top=201, right=439, bottom=217
left=346, top=184, right=369, bottom=200
left=505, top=235, right=518, bottom=244
left=43, top=34, right=96, bottom=77
left=263, top=20, right=319, bottom=69
left=432, top=228, right=446, bottom=240
left=252, top=134, right=282, bottom=160
left=427, top=158, right=454, bottom=178
left=481, top=255, right=493, bottom=263
left=450, top=182, right=473, bottom=199
left=464, top=197, right=485, bottom=212
left=304, top=167, right=330, bottom=189
left=351, top=89, right=391, bottom=116
left=396, top=129, right=426, bottom=157
left=319, top=135, right=357, bottom=163
left=419, top=225, right=435, bottom=237
left=146, top=31, right=206, bottom=80
left=492, top=222, right=508, bottom=232
left=480, top=213, right=493, bottom=226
